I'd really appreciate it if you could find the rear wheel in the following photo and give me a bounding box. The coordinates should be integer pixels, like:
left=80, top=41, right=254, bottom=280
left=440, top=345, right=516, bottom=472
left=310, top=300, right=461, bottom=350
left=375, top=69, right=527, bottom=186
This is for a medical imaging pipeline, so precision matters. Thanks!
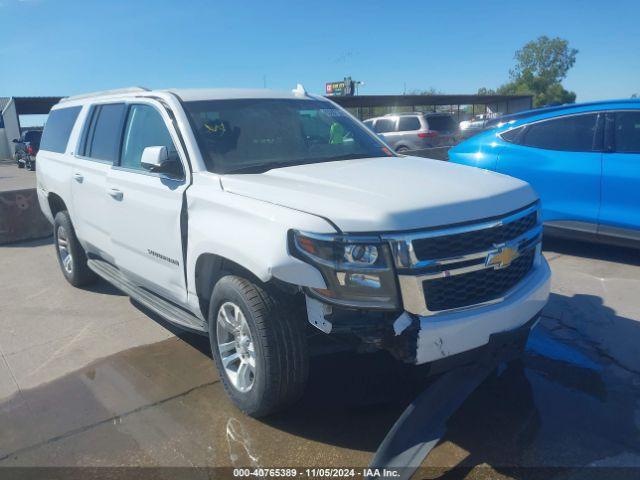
left=208, top=275, right=308, bottom=417
left=53, top=211, right=97, bottom=287
left=396, top=146, right=410, bottom=153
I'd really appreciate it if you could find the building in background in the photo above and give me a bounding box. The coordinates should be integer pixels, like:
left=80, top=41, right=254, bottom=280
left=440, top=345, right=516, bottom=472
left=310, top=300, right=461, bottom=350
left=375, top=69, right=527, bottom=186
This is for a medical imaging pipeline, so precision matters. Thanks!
left=0, top=96, right=61, bottom=159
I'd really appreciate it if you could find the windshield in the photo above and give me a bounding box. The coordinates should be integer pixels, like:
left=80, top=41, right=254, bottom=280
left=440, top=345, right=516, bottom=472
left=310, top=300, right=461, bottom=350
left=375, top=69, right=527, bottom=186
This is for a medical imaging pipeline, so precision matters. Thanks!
left=184, top=99, right=394, bottom=173
left=427, top=115, right=458, bottom=132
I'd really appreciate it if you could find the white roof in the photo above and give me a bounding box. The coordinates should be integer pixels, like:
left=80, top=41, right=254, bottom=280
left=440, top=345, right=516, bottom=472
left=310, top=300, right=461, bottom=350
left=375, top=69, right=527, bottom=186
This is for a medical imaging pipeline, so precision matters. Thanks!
left=56, top=86, right=320, bottom=107
left=164, top=88, right=315, bottom=102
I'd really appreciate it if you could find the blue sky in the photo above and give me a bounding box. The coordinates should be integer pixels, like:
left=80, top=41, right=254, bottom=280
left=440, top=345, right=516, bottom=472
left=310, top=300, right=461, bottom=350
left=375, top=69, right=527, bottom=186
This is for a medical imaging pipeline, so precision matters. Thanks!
left=1, top=0, right=638, bottom=103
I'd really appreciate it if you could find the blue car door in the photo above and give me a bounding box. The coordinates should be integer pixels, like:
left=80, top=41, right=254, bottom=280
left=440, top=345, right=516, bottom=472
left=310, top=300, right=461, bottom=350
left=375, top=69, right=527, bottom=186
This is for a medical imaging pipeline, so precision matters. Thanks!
left=598, top=111, right=640, bottom=238
left=496, top=113, right=603, bottom=230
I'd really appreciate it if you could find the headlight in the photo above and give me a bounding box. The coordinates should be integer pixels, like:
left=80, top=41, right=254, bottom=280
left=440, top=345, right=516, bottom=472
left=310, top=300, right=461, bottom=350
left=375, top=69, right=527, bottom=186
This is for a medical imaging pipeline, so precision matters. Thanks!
left=291, top=230, right=399, bottom=310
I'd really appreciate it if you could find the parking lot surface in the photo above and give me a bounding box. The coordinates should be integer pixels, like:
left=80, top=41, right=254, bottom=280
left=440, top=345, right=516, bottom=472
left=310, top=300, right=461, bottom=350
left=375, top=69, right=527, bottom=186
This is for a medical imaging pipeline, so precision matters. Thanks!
left=0, top=237, right=639, bottom=477
left=0, top=163, right=35, bottom=192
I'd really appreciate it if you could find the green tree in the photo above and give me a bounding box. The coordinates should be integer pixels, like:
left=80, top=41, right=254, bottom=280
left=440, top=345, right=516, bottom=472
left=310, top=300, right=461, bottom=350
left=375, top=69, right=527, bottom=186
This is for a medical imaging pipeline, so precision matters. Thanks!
left=495, top=36, right=578, bottom=107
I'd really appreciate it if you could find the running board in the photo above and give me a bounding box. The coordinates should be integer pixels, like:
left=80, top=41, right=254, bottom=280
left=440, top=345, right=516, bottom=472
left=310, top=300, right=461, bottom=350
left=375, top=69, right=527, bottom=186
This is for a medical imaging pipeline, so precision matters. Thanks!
left=87, top=259, right=207, bottom=333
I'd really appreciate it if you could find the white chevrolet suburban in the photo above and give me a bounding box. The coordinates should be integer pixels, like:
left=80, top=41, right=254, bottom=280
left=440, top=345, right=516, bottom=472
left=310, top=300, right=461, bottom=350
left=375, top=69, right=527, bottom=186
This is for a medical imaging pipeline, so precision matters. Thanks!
left=36, top=86, right=550, bottom=417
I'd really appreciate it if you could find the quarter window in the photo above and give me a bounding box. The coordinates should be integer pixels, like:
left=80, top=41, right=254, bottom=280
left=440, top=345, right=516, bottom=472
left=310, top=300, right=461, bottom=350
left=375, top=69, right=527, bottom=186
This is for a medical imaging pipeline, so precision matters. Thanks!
left=397, top=117, right=421, bottom=132
left=614, top=111, right=640, bottom=153
left=83, top=103, right=126, bottom=162
left=40, top=106, right=82, bottom=154
left=520, top=114, right=599, bottom=152
left=375, top=118, right=396, bottom=133
left=120, top=104, right=179, bottom=171
left=500, top=126, right=525, bottom=144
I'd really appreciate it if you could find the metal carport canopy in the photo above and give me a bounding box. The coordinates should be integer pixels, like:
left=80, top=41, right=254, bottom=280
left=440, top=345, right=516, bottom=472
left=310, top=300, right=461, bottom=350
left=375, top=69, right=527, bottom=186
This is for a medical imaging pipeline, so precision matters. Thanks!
left=12, top=97, right=64, bottom=115
left=327, top=94, right=533, bottom=109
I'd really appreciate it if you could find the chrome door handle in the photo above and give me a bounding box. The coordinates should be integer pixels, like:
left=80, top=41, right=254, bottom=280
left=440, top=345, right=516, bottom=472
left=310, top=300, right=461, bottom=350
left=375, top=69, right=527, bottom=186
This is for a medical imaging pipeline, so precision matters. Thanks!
left=73, top=173, right=84, bottom=183
left=107, top=188, right=123, bottom=201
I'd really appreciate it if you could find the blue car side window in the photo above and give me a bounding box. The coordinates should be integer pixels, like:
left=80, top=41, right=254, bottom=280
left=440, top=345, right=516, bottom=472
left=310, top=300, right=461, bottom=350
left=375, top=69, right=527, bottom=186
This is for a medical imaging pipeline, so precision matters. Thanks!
left=519, top=114, right=599, bottom=152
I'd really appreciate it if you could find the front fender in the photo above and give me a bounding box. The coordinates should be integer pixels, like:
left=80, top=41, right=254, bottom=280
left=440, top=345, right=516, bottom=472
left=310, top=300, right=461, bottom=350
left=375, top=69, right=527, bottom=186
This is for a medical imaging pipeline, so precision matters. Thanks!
left=186, top=179, right=336, bottom=300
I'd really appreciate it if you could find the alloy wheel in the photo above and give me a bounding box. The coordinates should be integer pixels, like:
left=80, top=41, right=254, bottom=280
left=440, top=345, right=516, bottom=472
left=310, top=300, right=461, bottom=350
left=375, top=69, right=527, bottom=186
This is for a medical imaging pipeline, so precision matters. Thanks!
left=57, top=226, right=73, bottom=274
left=216, top=301, right=256, bottom=393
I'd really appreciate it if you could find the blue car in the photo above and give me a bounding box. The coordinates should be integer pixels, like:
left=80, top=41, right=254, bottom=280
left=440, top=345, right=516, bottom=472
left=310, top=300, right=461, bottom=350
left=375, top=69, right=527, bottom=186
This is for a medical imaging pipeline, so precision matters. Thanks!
left=448, top=99, right=640, bottom=247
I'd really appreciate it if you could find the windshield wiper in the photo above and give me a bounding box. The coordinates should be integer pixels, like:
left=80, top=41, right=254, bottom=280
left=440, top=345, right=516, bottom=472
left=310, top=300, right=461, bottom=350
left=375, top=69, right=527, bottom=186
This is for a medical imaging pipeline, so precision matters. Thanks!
left=224, top=160, right=310, bottom=174
left=224, top=153, right=377, bottom=175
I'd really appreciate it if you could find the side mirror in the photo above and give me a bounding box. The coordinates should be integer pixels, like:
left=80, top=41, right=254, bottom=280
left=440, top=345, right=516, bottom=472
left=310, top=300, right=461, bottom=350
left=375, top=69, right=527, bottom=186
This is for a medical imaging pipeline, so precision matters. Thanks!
left=141, top=146, right=182, bottom=177
left=141, top=146, right=170, bottom=171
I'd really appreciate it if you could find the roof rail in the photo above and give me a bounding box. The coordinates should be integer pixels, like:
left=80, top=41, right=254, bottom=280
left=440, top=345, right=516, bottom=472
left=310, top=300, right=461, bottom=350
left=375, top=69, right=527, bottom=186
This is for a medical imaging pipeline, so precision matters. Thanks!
left=60, top=86, right=150, bottom=103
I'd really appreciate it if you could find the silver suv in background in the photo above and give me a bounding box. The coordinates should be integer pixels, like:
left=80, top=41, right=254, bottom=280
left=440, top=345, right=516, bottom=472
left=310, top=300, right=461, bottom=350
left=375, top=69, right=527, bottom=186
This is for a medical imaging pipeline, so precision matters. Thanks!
left=363, top=112, right=460, bottom=152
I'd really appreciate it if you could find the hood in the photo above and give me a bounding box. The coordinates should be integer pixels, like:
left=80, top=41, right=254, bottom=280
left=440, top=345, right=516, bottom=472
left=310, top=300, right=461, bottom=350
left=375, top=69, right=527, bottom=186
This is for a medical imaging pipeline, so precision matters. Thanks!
left=220, top=156, right=537, bottom=232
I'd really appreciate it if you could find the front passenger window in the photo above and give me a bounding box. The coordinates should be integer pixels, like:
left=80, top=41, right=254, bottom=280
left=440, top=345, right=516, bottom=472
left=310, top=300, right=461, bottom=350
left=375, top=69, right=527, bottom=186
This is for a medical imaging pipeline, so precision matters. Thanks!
left=120, top=104, right=180, bottom=173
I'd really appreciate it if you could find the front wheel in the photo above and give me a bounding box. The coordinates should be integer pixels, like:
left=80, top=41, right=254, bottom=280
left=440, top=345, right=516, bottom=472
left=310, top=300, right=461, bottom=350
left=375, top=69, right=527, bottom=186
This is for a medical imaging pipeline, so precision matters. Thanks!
left=208, top=275, right=308, bottom=417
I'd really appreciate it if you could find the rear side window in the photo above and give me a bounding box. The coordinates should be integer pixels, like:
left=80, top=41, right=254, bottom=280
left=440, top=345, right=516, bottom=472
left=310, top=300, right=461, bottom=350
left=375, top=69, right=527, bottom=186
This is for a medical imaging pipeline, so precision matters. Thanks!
left=520, top=114, right=599, bottom=152
left=375, top=118, right=396, bottom=133
left=363, top=120, right=375, bottom=131
left=120, top=104, right=179, bottom=171
left=397, top=117, right=421, bottom=132
left=40, top=106, right=81, bottom=153
left=82, top=103, right=126, bottom=162
left=614, top=111, right=640, bottom=153
left=426, top=115, right=458, bottom=131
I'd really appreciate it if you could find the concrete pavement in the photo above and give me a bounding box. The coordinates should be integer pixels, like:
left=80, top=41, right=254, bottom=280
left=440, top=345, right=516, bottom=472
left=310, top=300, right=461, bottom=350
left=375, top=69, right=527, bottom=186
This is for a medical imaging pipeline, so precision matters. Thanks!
left=0, top=236, right=639, bottom=475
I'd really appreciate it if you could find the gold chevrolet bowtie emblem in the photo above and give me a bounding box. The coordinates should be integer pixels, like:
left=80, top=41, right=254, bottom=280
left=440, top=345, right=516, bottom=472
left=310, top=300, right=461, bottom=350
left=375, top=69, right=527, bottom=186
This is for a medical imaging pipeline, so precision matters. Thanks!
left=486, top=245, right=519, bottom=270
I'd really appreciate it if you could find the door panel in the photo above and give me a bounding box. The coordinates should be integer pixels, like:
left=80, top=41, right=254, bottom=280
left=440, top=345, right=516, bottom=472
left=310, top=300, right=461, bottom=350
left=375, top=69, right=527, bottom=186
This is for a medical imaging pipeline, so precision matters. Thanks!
left=71, top=103, right=127, bottom=258
left=599, top=111, right=640, bottom=234
left=106, top=102, right=189, bottom=304
left=106, top=169, right=187, bottom=302
left=497, top=146, right=602, bottom=226
left=70, top=159, right=113, bottom=258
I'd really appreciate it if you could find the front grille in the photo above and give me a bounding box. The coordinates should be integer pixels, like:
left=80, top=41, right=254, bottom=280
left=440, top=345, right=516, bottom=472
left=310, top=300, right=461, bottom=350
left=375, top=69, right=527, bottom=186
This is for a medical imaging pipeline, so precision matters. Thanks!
left=412, top=210, right=537, bottom=260
left=423, top=249, right=535, bottom=312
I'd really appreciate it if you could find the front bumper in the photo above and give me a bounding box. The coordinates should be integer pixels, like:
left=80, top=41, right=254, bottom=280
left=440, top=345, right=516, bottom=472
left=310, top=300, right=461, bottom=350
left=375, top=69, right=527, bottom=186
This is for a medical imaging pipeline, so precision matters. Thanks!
left=411, top=256, right=550, bottom=364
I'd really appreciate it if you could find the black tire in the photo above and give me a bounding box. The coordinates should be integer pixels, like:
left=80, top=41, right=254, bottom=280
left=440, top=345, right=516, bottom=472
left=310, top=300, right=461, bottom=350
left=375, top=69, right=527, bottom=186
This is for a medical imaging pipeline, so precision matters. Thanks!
left=53, top=211, right=98, bottom=287
left=208, top=275, right=308, bottom=417
left=26, top=161, right=33, bottom=171
left=17, top=161, right=24, bottom=169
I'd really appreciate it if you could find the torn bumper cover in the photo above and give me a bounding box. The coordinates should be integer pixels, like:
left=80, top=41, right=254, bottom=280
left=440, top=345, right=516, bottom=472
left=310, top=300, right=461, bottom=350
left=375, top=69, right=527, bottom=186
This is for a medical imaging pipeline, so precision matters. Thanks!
left=305, top=257, right=550, bottom=366
left=399, top=257, right=550, bottom=365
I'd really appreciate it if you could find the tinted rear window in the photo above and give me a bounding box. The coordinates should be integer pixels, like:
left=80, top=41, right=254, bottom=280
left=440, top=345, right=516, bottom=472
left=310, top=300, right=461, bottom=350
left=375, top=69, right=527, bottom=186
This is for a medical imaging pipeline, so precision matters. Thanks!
left=40, top=107, right=81, bottom=153
left=614, top=111, right=640, bottom=153
left=520, top=114, right=598, bottom=152
left=23, top=131, right=42, bottom=144
left=83, top=103, right=126, bottom=162
left=398, top=117, right=421, bottom=131
left=427, top=115, right=457, bottom=131
left=375, top=119, right=396, bottom=133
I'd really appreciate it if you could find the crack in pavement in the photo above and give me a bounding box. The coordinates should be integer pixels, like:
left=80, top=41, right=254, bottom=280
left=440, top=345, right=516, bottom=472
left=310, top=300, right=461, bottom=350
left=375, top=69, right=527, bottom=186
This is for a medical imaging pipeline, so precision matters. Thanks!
left=0, top=379, right=220, bottom=463
left=540, top=314, right=640, bottom=378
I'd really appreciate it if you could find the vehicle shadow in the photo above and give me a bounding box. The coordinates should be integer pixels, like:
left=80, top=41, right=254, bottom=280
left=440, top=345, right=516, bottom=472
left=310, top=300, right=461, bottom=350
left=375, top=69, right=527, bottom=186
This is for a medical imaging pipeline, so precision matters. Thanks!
left=433, top=292, right=640, bottom=479
left=543, top=235, right=640, bottom=266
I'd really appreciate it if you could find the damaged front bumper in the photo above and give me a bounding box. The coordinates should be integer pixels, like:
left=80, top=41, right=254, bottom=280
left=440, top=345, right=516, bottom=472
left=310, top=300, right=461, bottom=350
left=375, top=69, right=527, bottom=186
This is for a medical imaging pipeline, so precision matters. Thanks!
left=305, top=256, right=550, bottom=366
